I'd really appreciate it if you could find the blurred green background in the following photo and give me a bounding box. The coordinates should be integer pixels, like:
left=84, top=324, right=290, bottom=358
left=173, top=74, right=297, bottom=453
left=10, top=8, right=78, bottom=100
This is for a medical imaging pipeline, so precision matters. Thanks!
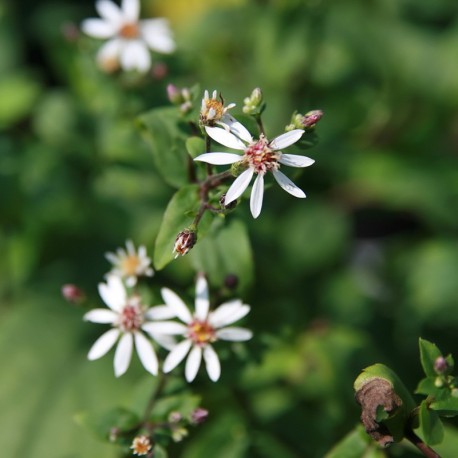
left=2, top=0, right=458, bottom=456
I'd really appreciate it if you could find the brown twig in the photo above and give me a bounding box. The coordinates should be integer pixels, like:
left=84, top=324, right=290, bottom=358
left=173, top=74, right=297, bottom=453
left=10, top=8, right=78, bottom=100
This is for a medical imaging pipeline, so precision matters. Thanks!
left=405, top=429, right=441, bottom=458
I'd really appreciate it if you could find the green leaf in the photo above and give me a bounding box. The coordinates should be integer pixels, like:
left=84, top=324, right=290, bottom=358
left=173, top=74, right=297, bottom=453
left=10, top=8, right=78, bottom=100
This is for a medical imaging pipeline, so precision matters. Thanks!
left=416, top=377, right=441, bottom=397
left=419, top=338, right=443, bottom=377
left=154, top=185, right=200, bottom=270
left=430, top=396, right=458, bottom=417
left=418, top=400, right=444, bottom=446
left=186, top=137, right=206, bottom=159
left=324, top=424, right=386, bottom=458
left=190, top=219, right=254, bottom=292
left=138, top=107, right=191, bottom=188
left=154, top=444, right=168, bottom=458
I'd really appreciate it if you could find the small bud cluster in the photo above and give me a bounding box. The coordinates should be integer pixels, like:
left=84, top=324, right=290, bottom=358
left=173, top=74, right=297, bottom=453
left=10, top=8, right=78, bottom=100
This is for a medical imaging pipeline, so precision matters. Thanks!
left=167, top=84, right=193, bottom=114
left=286, top=109, right=323, bottom=131
left=242, top=87, right=264, bottom=115
left=61, top=284, right=86, bottom=304
left=173, top=229, right=197, bottom=258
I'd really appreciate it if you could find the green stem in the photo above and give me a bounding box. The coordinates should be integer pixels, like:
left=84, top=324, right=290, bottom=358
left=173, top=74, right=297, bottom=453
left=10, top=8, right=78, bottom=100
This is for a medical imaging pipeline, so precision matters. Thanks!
left=254, top=114, right=265, bottom=136
left=141, top=373, right=167, bottom=424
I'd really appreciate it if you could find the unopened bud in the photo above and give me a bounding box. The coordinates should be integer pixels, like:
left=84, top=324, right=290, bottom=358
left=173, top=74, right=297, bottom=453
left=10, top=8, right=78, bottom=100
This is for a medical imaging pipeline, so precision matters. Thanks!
left=131, top=435, right=152, bottom=456
left=302, top=110, right=323, bottom=128
left=171, top=426, right=188, bottom=443
left=224, top=274, right=239, bottom=290
left=109, top=427, right=120, bottom=442
left=167, top=84, right=183, bottom=104
left=434, top=376, right=444, bottom=388
left=61, top=284, right=86, bottom=304
left=220, top=193, right=237, bottom=210
left=243, top=87, right=264, bottom=115
left=168, top=411, right=182, bottom=423
left=434, top=356, right=448, bottom=375
left=190, top=407, right=209, bottom=425
left=152, top=62, right=168, bottom=80
left=173, top=229, right=197, bottom=258
left=451, top=388, right=458, bottom=398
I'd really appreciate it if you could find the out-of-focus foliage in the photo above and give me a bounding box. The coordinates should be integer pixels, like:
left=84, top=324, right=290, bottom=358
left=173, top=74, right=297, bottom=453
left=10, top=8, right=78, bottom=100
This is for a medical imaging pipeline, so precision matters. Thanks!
left=1, top=0, right=458, bottom=457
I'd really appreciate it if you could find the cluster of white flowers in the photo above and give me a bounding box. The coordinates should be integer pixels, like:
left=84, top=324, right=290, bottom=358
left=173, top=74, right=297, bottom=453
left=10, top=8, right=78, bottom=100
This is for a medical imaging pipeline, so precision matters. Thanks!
left=85, top=243, right=252, bottom=381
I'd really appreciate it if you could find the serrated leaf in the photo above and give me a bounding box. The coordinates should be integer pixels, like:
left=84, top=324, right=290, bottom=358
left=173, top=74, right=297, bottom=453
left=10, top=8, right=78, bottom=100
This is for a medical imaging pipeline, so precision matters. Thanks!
left=138, top=107, right=191, bottom=188
left=419, top=338, right=443, bottom=377
left=186, top=137, right=206, bottom=159
left=418, top=400, right=444, bottom=446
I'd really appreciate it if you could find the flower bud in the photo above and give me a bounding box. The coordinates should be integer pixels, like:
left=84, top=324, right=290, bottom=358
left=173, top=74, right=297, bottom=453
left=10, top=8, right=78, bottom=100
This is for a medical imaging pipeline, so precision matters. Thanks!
left=224, top=274, right=239, bottom=290
left=167, top=84, right=183, bottom=104
left=171, top=426, right=188, bottom=442
left=190, top=407, right=209, bottom=425
left=131, top=435, right=152, bottom=456
left=168, top=411, right=182, bottom=423
left=152, top=62, right=168, bottom=80
left=243, top=87, right=264, bottom=115
left=173, top=229, right=197, bottom=258
left=434, top=356, right=448, bottom=375
left=219, top=193, right=237, bottom=210
left=302, top=110, right=323, bottom=128
left=61, top=284, right=86, bottom=304
left=451, top=388, right=458, bottom=398
left=434, top=376, right=444, bottom=388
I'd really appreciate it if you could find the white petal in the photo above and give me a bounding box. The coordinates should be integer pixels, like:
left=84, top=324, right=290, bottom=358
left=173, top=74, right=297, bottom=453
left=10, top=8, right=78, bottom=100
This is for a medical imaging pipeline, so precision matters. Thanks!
left=185, top=346, right=202, bottom=382
left=145, top=305, right=176, bottom=320
left=120, top=40, right=151, bottom=73
left=81, top=19, right=116, bottom=38
left=98, top=276, right=126, bottom=311
left=148, top=333, right=176, bottom=351
left=278, top=154, right=315, bottom=168
left=121, top=0, right=140, bottom=22
left=194, top=275, right=209, bottom=321
left=142, top=321, right=188, bottom=335
left=250, top=173, right=264, bottom=219
left=96, top=38, right=122, bottom=65
left=209, top=301, right=250, bottom=328
left=125, top=276, right=137, bottom=287
left=88, top=328, right=120, bottom=360
left=224, top=168, right=254, bottom=205
left=163, top=339, right=192, bottom=373
left=114, top=333, right=133, bottom=377
left=269, top=129, right=304, bottom=150
left=272, top=170, right=306, bottom=198
left=222, top=115, right=253, bottom=143
left=216, top=327, right=253, bottom=341
left=205, top=126, right=246, bottom=150
left=194, top=152, right=241, bottom=165
left=95, top=0, right=123, bottom=26
left=134, top=332, right=158, bottom=375
left=203, top=345, right=221, bottom=381
left=161, top=288, right=192, bottom=323
left=84, top=309, right=118, bottom=324
left=140, top=20, right=176, bottom=54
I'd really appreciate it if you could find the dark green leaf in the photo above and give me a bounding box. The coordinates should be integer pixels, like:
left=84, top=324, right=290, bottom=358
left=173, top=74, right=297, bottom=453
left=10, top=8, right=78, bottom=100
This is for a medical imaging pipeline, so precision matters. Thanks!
left=186, top=137, right=206, bottom=159
left=416, top=377, right=441, bottom=397
left=419, top=338, right=443, bottom=377
left=418, top=400, right=444, bottom=446
left=430, top=396, right=458, bottom=417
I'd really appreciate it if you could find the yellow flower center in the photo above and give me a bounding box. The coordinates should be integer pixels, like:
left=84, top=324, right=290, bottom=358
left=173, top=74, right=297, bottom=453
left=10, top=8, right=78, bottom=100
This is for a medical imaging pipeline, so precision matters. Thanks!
left=119, top=22, right=140, bottom=39
left=187, top=320, right=216, bottom=346
left=201, top=99, right=224, bottom=122
left=121, top=255, right=141, bottom=276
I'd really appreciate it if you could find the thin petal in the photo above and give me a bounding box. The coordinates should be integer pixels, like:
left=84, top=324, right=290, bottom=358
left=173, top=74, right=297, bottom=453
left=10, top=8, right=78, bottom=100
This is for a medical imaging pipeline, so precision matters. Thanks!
left=269, top=129, right=304, bottom=150
left=81, top=18, right=116, bottom=38
left=194, top=275, right=209, bottom=321
left=95, top=0, right=122, bottom=26
left=278, top=154, right=315, bottom=168
left=142, top=321, right=188, bottom=335
left=203, top=346, right=221, bottom=381
left=120, top=40, right=151, bottom=73
left=121, top=0, right=139, bottom=22
left=194, top=152, right=241, bottom=165
left=163, top=339, right=192, bottom=373
left=140, top=20, right=175, bottom=53
left=145, top=305, right=176, bottom=320
left=185, top=346, right=202, bottom=382
left=134, top=332, right=158, bottom=375
left=205, top=126, right=246, bottom=150
left=222, top=115, right=253, bottom=143
left=209, top=301, right=250, bottom=328
left=216, top=327, right=253, bottom=341
left=250, top=173, right=264, bottom=219
left=224, top=168, right=254, bottom=205
left=98, top=276, right=126, bottom=311
left=272, top=170, right=306, bottom=198
left=148, top=333, right=176, bottom=351
left=96, top=38, right=122, bottom=64
left=84, top=309, right=118, bottom=324
left=114, top=333, right=133, bottom=377
left=161, top=288, right=192, bottom=323
left=88, top=328, right=120, bottom=360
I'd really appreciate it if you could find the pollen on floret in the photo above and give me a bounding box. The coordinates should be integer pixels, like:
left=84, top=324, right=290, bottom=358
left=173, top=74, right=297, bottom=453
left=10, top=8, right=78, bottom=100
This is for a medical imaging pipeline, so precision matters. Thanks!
left=244, top=135, right=280, bottom=174
left=121, top=254, right=141, bottom=276
left=187, top=320, right=216, bottom=346
left=131, top=435, right=152, bottom=456
left=118, top=299, right=145, bottom=332
left=119, top=22, right=140, bottom=39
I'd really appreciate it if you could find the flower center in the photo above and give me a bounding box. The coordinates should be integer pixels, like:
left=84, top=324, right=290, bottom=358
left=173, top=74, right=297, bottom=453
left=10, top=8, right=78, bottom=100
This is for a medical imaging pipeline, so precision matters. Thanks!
left=119, top=22, right=140, bottom=39
left=244, top=135, right=279, bottom=174
left=121, top=255, right=141, bottom=276
left=201, top=99, right=224, bottom=122
left=119, top=301, right=144, bottom=332
left=187, top=320, right=216, bottom=346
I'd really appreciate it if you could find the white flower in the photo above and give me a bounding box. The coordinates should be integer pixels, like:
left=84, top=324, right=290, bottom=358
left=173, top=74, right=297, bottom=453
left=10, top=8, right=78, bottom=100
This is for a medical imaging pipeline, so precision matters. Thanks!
left=194, top=124, right=315, bottom=218
left=105, top=240, right=153, bottom=287
left=81, top=0, right=175, bottom=73
left=200, top=89, right=242, bottom=132
left=84, top=276, right=176, bottom=377
left=144, top=275, right=252, bottom=382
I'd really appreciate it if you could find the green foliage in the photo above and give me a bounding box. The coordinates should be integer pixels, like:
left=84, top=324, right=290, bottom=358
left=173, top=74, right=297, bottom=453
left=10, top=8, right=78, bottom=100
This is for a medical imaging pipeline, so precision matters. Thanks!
left=418, top=400, right=444, bottom=446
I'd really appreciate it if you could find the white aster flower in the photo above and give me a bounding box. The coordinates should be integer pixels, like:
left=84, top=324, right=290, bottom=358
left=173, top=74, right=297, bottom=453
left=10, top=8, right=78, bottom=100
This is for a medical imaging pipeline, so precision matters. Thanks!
left=200, top=89, right=242, bottom=132
left=84, top=275, right=176, bottom=377
left=81, top=0, right=175, bottom=73
left=144, top=275, right=252, bottom=382
left=105, top=240, right=153, bottom=287
left=194, top=124, right=315, bottom=218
